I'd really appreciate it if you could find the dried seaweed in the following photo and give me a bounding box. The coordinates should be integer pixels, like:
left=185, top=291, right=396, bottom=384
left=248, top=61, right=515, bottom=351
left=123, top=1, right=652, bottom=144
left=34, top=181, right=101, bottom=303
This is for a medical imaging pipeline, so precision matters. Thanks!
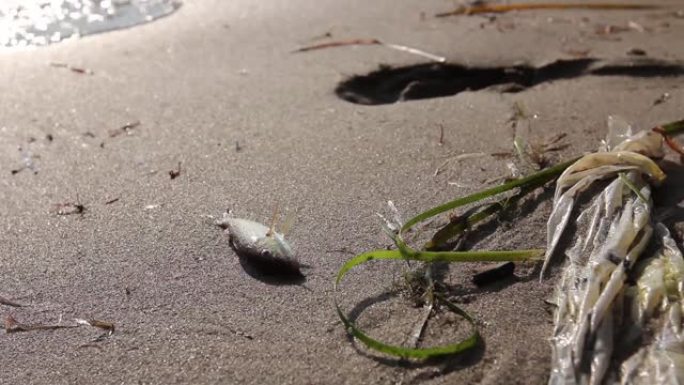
left=436, top=3, right=657, bottom=17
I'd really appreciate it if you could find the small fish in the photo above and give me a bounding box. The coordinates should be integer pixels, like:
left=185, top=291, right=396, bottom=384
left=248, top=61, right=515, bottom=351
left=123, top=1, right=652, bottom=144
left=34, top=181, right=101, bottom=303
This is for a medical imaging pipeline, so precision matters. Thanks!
left=217, top=215, right=303, bottom=277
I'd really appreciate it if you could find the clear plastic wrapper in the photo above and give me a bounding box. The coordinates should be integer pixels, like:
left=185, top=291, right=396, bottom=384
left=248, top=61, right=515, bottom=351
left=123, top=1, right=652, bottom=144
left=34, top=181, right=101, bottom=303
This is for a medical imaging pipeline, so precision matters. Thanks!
left=546, top=118, right=684, bottom=385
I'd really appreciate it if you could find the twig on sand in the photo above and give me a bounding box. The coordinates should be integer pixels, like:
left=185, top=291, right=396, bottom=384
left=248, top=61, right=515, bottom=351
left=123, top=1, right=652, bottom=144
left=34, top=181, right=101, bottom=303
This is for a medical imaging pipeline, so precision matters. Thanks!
left=52, top=194, right=86, bottom=216
left=75, top=318, right=116, bottom=341
left=409, top=263, right=439, bottom=348
left=108, top=121, right=141, bottom=138
left=294, top=38, right=446, bottom=63
left=294, top=38, right=381, bottom=52
left=383, top=43, right=447, bottom=63
left=407, top=301, right=434, bottom=348
left=434, top=152, right=489, bottom=176
left=654, top=125, right=684, bottom=156
left=52, top=203, right=85, bottom=216
left=49, top=62, right=94, bottom=75
left=0, top=295, right=24, bottom=307
left=5, top=314, right=79, bottom=333
left=169, top=162, right=182, bottom=180
left=436, top=3, right=657, bottom=17
left=652, top=92, right=671, bottom=106
left=5, top=314, right=116, bottom=342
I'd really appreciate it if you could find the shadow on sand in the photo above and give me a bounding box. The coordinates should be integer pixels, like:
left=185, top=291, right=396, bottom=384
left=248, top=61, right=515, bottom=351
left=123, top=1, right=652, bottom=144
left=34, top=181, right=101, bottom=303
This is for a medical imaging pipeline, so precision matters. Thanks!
left=336, top=58, right=684, bottom=105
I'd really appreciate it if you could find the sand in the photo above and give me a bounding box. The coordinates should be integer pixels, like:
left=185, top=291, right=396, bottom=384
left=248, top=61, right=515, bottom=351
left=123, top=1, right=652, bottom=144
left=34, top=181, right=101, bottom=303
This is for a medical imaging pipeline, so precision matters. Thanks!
left=1, top=1, right=684, bottom=384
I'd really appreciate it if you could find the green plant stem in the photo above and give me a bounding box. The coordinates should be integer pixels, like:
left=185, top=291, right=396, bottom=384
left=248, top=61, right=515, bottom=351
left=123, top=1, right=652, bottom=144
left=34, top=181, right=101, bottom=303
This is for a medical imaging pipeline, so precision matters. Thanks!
left=400, top=158, right=579, bottom=236
left=425, top=176, right=553, bottom=250
left=618, top=172, right=648, bottom=204
left=334, top=248, right=543, bottom=359
left=660, top=120, right=684, bottom=136
left=400, top=157, right=579, bottom=251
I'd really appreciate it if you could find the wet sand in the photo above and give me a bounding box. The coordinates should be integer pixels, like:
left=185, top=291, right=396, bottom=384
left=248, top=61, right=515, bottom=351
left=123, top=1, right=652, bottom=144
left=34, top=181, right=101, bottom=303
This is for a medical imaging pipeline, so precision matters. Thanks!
left=1, top=1, right=684, bottom=384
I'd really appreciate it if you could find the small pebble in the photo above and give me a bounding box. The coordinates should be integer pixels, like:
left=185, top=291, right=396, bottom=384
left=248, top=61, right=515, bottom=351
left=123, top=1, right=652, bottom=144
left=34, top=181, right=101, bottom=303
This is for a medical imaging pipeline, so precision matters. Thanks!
left=472, top=262, right=515, bottom=287
left=627, top=48, right=647, bottom=56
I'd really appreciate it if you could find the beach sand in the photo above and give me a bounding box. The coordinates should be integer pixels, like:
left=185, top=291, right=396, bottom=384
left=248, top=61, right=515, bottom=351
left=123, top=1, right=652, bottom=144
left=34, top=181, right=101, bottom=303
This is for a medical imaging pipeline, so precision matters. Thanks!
left=1, top=1, right=684, bottom=384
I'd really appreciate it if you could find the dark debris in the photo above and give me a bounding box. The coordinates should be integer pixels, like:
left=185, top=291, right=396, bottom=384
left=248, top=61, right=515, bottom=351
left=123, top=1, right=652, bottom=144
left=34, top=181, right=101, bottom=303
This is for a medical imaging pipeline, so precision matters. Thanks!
left=108, top=121, right=141, bottom=138
left=169, top=162, right=182, bottom=179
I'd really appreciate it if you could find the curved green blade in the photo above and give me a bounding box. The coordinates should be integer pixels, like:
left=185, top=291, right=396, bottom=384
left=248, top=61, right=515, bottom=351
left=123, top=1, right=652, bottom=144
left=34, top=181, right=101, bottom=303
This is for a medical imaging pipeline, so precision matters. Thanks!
left=334, top=248, right=543, bottom=359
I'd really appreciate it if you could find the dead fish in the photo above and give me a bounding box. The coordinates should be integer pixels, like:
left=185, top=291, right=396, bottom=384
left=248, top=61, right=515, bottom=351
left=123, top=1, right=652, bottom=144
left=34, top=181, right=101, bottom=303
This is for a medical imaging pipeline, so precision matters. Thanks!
left=217, top=215, right=304, bottom=277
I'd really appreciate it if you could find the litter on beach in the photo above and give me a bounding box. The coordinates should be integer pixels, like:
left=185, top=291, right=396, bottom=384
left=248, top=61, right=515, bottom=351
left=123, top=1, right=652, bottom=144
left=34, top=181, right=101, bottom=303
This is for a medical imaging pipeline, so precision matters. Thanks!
left=543, top=118, right=684, bottom=385
left=334, top=117, right=684, bottom=367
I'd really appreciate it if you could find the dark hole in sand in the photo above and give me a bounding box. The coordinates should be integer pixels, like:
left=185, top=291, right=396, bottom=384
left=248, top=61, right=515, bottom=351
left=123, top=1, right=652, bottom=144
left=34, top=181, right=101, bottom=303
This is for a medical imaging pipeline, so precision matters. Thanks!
left=335, top=58, right=684, bottom=105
